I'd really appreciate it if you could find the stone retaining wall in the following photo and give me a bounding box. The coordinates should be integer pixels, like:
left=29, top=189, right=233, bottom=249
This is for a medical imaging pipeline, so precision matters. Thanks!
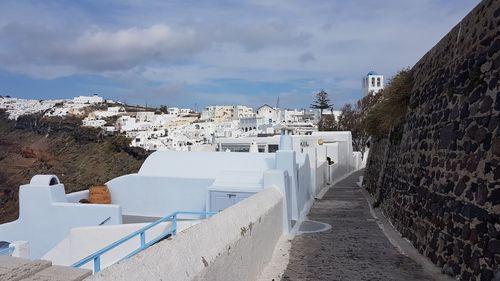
left=364, top=1, right=500, bottom=280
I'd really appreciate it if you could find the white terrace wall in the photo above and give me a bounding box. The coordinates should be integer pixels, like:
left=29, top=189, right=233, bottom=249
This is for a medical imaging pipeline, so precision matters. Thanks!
left=44, top=221, right=200, bottom=271
left=295, top=132, right=355, bottom=188
left=312, top=131, right=353, bottom=168
left=296, top=153, right=311, bottom=219
left=0, top=182, right=121, bottom=259
left=106, top=175, right=213, bottom=217
left=98, top=151, right=278, bottom=218
left=87, top=187, right=284, bottom=281
left=139, top=151, right=276, bottom=178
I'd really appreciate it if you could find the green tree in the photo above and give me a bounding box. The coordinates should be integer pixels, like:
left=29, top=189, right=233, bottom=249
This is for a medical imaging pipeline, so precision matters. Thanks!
left=311, top=90, right=333, bottom=130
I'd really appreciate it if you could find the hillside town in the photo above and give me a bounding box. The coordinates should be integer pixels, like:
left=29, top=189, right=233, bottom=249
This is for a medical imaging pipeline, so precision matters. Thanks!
left=1, top=1, right=498, bottom=280
left=0, top=94, right=343, bottom=151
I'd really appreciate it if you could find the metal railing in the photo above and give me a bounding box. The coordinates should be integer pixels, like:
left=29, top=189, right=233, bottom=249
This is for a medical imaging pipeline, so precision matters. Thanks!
left=0, top=245, right=15, bottom=256
left=72, top=211, right=216, bottom=273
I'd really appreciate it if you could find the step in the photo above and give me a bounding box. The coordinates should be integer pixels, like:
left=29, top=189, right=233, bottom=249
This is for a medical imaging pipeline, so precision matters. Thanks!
left=0, top=256, right=91, bottom=281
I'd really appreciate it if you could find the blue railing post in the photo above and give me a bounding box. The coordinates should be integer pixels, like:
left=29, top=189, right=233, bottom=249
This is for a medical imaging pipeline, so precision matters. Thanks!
left=94, top=256, right=101, bottom=273
left=172, top=213, right=177, bottom=236
left=140, top=231, right=146, bottom=250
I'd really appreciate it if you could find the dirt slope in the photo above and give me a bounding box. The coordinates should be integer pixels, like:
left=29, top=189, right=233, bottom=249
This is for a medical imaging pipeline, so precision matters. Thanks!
left=0, top=111, right=150, bottom=223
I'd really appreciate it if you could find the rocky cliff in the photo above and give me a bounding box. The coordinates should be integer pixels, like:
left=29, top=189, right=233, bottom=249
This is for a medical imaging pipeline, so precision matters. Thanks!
left=0, top=110, right=150, bottom=224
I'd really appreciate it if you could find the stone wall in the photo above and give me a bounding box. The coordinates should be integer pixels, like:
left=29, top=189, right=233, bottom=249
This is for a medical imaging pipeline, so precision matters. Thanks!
left=364, top=1, right=500, bottom=280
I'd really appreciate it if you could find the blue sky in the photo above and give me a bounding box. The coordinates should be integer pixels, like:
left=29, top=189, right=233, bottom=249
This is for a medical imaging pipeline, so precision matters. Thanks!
left=0, top=0, right=480, bottom=109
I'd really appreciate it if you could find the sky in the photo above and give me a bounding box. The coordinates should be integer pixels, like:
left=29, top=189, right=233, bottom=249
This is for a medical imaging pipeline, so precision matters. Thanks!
left=0, top=0, right=480, bottom=109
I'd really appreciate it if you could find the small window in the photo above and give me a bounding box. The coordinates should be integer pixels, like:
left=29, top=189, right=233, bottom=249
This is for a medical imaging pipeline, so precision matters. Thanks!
left=269, top=110, right=272, bottom=113
left=268, top=144, right=279, bottom=153
left=371, top=77, right=375, bottom=87
left=377, top=77, right=381, bottom=87
left=49, top=177, right=59, bottom=186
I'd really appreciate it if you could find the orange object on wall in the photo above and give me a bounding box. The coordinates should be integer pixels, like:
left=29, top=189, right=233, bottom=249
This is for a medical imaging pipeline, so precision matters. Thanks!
left=88, top=185, right=111, bottom=204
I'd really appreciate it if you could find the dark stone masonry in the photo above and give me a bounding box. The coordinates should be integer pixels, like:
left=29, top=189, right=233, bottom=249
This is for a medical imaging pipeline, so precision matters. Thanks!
left=364, top=1, right=500, bottom=280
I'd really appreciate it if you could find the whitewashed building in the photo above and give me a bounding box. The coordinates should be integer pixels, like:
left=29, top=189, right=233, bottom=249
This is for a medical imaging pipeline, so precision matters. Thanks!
left=0, top=132, right=363, bottom=270
left=201, top=106, right=233, bottom=123
left=136, top=112, right=155, bottom=123
left=239, top=116, right=265, bottom=133
left=82, top=117, right=106, bottom=128
left=73, top=95, right=104, bottom=104
left=256, top=104, right=279, bottom=125
left=362, top=71, right=384, bottom=95
left=231, top=105, right=254, bottom=120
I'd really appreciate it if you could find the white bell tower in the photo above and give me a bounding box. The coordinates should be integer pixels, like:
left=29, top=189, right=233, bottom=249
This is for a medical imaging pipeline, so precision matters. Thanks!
left=362, top=70, right=384, bottom=95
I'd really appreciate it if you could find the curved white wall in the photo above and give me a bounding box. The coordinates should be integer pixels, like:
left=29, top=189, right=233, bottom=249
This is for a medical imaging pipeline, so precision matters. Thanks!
left=139, top=151, right=276, bottom=178
left=106, top=175, right=213, bottom=217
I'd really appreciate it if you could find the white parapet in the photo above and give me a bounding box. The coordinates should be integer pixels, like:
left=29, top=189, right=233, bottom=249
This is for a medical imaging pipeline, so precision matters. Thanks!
left=10, top=241, right=30, bottom=259
left=87, top=187, right=284, bottom=281
left=0, top=176, right=122, bottom=259
left=43, top=221, right=200, bottom=271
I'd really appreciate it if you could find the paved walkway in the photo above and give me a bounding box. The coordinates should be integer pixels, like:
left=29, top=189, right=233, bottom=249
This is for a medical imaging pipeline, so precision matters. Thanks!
left=281, top=170, right=436, bottom=281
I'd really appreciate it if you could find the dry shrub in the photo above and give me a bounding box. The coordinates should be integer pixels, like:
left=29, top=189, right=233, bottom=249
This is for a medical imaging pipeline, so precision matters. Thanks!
left=365, top=69, right=413, bottom=139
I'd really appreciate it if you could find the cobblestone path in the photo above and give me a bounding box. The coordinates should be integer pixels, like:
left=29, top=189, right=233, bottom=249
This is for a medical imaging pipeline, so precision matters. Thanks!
left=281, top=170, right=437, bottom=281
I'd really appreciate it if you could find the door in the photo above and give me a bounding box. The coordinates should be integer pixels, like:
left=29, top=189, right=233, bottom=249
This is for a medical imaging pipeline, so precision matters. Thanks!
left=210, top=191, right=255, bottom=212
left=210, top=191, right=235, bottom=212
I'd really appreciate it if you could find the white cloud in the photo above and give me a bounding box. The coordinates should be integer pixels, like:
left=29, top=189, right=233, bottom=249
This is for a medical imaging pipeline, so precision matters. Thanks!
left=0, top=0, right=482, bottom=107
left=69, top=24, right=201, bottom=70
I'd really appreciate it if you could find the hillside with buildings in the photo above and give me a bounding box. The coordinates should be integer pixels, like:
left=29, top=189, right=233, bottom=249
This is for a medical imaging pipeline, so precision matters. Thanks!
left=1, top=0, right=495, bottom=281
left=0, top=94, right=343, bottom=224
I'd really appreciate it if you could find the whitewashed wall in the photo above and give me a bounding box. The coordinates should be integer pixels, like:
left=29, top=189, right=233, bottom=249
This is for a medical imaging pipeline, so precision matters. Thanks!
left=0, top=183, right=121, bottom=259
left=44, top=221, right=200, bottom=271
left=296, top=153, right=311, bottom=220
left=87, top=187, right=284, bottom=281
left=139, top=151, right=276, bottom=178
left=106, top=175, right=213, bottom=217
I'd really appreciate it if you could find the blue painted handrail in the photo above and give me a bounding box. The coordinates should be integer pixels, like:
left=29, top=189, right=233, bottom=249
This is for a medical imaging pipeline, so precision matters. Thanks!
left=72, top=211, right=216, bottom=273
left=0, top=245, right=15, bottom=256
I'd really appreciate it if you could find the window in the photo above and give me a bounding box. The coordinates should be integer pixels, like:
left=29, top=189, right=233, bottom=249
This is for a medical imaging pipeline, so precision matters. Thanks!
left=268, top=144, right=279, bottom=153
left=371, top=77, right=375, bottom=87
left=377, top=77, right=381, bottom=87
left=269, top=118, right=272, bottom=124
left=269, top=110, right=272, bottom=113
